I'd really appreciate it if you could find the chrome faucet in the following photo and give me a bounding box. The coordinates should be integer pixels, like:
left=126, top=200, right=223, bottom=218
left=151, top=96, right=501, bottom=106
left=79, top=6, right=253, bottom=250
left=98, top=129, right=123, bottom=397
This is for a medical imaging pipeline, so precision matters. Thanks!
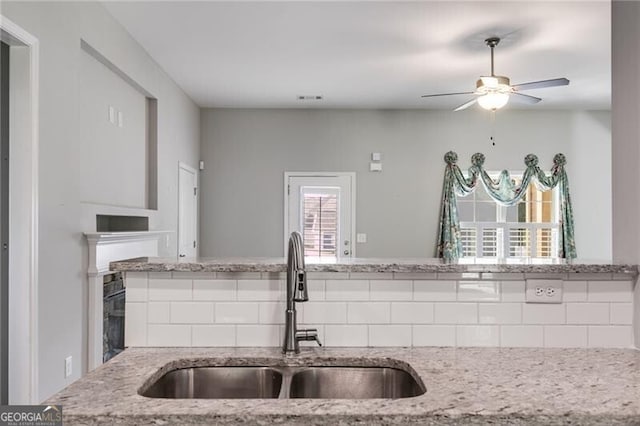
left=283, top=231, right=322, bottom=353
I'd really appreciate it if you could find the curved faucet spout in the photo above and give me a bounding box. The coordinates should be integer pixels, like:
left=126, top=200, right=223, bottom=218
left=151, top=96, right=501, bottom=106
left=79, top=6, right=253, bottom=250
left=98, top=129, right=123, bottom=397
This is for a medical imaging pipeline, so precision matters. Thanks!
left=283, top=231, right=320, bottom=353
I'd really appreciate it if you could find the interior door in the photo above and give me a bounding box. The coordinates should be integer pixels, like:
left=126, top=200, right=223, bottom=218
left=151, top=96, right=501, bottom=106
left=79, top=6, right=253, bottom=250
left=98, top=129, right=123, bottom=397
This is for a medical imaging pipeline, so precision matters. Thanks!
left=286, top=174, right=354, bottom=261
left=178, top=163, right=198, bottom=258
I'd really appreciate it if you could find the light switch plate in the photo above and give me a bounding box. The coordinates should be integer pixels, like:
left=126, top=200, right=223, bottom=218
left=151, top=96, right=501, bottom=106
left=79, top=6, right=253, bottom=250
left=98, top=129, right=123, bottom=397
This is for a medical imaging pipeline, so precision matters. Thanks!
left=371, top=152, right=382, bottom=161
left=356, top=233, right=367, bottom=243
left=370, top=162, right=382, bottom=172
left=525, top=279, right=563, bottom=303
left=108, top=106, right=115, bottom=124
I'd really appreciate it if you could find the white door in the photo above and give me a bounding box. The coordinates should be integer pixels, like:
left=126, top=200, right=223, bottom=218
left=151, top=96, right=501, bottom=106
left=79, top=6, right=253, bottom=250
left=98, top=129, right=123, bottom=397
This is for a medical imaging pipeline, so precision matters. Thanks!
left=178, top=163, right=198, bottom=258
left=285, top=173, right=355, bottom=261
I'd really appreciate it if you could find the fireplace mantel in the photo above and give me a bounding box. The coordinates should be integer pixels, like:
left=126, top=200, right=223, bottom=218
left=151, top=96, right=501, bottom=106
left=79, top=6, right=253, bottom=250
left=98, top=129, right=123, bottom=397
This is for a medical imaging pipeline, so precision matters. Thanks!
left=84, top=230, right=171, bottom=370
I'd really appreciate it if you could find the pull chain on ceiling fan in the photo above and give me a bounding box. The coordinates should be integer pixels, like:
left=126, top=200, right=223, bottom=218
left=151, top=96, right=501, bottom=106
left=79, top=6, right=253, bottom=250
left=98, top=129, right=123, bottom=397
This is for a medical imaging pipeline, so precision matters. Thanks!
left=421, top=37, right=570, bottom=111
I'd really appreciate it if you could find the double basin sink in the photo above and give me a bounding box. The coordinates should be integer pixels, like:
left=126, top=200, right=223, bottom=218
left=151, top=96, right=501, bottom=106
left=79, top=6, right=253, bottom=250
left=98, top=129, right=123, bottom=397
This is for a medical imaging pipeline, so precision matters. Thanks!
left=140, top=362, right=426, bottom=400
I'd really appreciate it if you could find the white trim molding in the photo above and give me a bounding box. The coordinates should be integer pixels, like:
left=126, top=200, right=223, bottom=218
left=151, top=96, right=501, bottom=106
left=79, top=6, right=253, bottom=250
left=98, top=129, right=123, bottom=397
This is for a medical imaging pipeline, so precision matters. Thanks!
left=0, top=14, right=39, bottom=404
left=84, top=231, right=170, bottom=371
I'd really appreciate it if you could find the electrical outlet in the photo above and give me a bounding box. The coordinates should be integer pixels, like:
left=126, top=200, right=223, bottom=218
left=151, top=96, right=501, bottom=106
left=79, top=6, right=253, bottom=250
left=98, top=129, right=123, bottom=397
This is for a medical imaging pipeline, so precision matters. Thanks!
left=525, top=279, right=562, bottom=303
left=65, top=356, right=72, bottom=378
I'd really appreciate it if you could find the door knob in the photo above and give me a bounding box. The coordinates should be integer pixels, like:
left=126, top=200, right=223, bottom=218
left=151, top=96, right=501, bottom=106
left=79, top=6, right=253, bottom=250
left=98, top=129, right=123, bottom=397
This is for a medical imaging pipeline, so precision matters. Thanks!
left=343, top=250, right=350, bottom=256
left=179, top=254, right=186, bottom=258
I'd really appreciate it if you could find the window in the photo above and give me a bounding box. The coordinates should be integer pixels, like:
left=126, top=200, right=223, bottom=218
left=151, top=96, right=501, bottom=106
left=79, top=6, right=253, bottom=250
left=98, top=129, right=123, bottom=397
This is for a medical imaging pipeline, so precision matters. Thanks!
left=301, top=191, right=338, bottom=258
left=457, top=173, right=559, bottom=262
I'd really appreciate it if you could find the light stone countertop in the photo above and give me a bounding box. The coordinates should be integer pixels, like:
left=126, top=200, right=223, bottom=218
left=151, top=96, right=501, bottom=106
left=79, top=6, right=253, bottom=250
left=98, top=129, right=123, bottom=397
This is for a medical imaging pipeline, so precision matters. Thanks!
left=46, top=347, right=640, bottom=425
left=109, top=256, right=639, bottom=276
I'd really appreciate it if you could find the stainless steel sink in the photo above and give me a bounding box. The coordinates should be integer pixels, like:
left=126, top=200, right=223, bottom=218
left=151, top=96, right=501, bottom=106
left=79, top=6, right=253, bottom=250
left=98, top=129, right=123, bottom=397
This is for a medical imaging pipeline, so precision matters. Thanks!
left=289, top=367, right=425, bottom=399
left=140, top=367, right=283, bottom=399
left=140, top=362, right=425, bottom=400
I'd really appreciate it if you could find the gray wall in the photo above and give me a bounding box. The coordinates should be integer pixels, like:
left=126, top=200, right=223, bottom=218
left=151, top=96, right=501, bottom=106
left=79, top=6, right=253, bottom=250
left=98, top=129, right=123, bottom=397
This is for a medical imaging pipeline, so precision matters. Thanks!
left=2, top=1, right=200, bottom=400
left=200, top=108, right=611, bottom=260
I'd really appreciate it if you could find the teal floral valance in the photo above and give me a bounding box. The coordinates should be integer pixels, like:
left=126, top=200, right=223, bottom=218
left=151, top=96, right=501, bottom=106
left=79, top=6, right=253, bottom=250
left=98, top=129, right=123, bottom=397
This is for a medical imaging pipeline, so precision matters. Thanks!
left=436, top=152, right=576, bottom=262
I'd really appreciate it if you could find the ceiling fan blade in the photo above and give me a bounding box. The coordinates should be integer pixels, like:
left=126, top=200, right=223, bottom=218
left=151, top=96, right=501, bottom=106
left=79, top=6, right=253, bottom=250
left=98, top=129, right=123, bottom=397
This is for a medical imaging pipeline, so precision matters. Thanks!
left=453, top=98, right=477, bottom=111
left=511, top=92, right=542, bottom=104
left=512, top=78, right=570, bottom=91
left=421, top=91, right=474, bottom=98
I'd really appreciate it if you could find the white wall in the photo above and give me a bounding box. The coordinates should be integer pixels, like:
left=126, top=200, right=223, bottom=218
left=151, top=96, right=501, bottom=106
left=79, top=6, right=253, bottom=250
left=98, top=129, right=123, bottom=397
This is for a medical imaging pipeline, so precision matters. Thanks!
left=78, top=49, right=147, bottom=209
left=1, top=1, right=200, bottom=400
left=200, top=108, right=612, bottom=260
left=611, top=0, right=640, bottom=348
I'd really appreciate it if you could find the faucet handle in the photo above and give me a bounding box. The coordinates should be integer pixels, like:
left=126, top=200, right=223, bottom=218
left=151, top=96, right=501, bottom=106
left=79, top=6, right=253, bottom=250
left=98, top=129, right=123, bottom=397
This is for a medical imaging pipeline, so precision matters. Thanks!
left=296, top=328, right=322, bottom=347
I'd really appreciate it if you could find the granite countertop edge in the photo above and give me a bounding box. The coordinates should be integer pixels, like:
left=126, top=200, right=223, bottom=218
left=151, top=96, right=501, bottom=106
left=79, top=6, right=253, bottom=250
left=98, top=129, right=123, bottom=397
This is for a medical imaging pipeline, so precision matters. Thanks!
left=45, top=347, right=640, bottom=425
left=109, top=257, right=639, bottom=275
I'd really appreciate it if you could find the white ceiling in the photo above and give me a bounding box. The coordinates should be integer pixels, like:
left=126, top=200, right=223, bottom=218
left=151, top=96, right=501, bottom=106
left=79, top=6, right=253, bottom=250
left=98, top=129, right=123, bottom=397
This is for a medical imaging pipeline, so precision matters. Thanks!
left=103, top=1, right=611, bottom=110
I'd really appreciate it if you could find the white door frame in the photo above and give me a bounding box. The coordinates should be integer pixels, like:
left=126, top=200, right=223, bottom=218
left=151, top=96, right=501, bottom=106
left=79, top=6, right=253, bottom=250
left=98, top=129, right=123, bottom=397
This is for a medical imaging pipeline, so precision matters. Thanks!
left=0, top=15, right=39, bottom=403
left=177, top=162, right=199, bottom=257
left=283, top=172, right=356, bottom=258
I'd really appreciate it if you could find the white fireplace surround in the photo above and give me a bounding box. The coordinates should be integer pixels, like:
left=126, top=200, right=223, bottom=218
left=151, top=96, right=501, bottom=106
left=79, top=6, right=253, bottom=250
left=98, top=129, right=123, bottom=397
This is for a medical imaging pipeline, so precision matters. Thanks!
left=84, top=231, right=170, bottom=370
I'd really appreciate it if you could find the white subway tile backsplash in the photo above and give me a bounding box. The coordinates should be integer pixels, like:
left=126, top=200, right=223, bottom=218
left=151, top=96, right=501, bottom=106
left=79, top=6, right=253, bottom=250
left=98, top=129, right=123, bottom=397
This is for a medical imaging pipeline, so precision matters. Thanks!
left=437, top=273, right=480, bottom=280
left=193, top=280, right=236, bottom=301
left=370, top=280, right=412, bottom=301
left=434, top=303, right=478, bottom=324
left=259, top=302, right=286, bottom=324
left=307, top=280, right=325, bottom=301
left=347, top=302, right=390, bottom=324
left=125, top=272, right=148, bottom=302
left=326, top=280, right=369, bottom=300
left=481, top=273, right=524, bottom=280
left=544, top=326, right=587, bottom=348
left=392, top=272, right=437, bottom=280
left=610, top=303, right=633, bottom=325
left=588, top=281, right=633, bottom=302
left=125, top=303, right=147, bottom=346
left=306, top=272, right=349, bottom=280
left=215, top=303, right=259, bottom=324
left=413, top=281, right=456, bottom=301
left=126, top=274, right=634, bottom=349
left=147, top=324, right=191, bottom=346
left=522, top=304, right=565, bottom=324
left=349, top=272, right=394, bottom=280
left=236, top=325, right=279, bottom=347
left=478, top=303, right=521, bottom=324
left=216, top=272, right=261, bottom=280
left=170, top=302, right=214, bottom=324
left=501, top=326, right=543, bottom=347
left=148, top=272, right=172, bottom=279
left=172, top=272, right=215, bottom=280
left=369, top=325, right=411, bottom=346
left=148, top=279, right=192, bottom=301
left=237, top=280, right=282, bottom=301
left=588, top=326, right=633, bottom=348
left=456, top=325, right=499, bottom=347
left=324, top=325, right=368, bottom=346
left=303, top=302, right=347, bottom=324
left=457, top=281, right=500, bottom=301
left=147, top=302, right=170, bottom=324
left=566, top=303, right=609, bottom=324
left=412, top=325, right=456, bottom=346
left=563, top=281, right=587, bottom=302
left=500, top=281, right=526, bottom=302
left=192, top=325, right=236, bottom=346
left=391, top=302, right=433, bottom=324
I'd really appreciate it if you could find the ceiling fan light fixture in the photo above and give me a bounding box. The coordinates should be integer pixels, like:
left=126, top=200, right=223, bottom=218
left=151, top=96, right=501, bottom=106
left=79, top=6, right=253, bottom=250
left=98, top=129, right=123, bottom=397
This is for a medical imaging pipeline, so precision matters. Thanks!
left=477, top=92, right=509, bottom=111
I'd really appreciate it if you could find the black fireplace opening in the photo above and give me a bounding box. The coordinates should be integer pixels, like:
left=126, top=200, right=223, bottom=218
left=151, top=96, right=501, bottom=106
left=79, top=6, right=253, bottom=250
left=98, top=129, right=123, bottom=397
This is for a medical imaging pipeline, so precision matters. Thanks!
left=103, top=272, right=125, bottom=362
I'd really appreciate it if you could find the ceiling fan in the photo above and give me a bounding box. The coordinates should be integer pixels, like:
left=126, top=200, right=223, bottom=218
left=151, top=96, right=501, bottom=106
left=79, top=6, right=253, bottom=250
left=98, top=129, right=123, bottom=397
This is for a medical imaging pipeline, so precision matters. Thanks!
left=421, top=37, right=570, bottom=111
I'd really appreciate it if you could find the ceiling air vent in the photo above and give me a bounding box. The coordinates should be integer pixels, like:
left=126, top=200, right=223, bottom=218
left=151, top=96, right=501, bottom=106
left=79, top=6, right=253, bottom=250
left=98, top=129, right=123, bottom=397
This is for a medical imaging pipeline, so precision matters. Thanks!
left=297, top=95, right=323, bottom=101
